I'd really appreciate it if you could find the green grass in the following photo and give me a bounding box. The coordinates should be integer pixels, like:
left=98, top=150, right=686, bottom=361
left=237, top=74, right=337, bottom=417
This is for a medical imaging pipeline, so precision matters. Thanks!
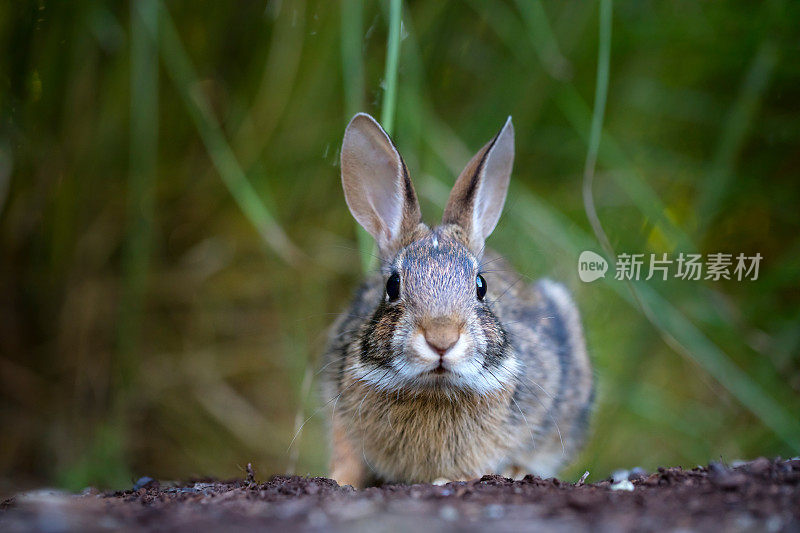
left=148, top=1, right=299, bottom=265
left=379, top=0, right=403, bottom=137
left=0, top=0, right=798, bottom=490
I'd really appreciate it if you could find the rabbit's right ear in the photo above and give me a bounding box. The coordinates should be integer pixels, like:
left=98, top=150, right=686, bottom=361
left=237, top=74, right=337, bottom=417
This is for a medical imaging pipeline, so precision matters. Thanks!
left=341, top=113, right=421, bottom=259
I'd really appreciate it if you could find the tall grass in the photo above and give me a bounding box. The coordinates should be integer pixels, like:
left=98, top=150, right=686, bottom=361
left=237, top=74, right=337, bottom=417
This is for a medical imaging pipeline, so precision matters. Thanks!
left=146, top=2, right=299, bottom=265
left=380, top=0, right=403, bottom=137
left=580, top=0, right=800, bottom=451
left=340, top=0, right=373, bottom=273
left=695, top=41, right=778, bottom=234
left=1, top=1, right=798, bottom=490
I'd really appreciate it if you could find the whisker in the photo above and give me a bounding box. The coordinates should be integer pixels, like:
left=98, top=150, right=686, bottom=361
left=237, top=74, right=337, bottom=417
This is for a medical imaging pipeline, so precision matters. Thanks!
left=488, top=277, right=524, bottom=305
left=508, top=369, right=566, bottom=457
left=511, top=393, right=536, bottom=450
left=478, top=255, right=505, bottom=270
left=287, top=364, right=383, bottom=452
left=522, top=377, right=565, bottom=456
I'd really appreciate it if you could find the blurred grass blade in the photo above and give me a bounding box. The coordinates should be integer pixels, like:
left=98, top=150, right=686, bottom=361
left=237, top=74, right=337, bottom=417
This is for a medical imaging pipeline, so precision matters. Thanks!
left=120, top=0, right=158, bottom=382
left=0, top=141, right=12, bottom=219
left=380, top=0, right=403, bottom=136
left=63, top=0, right=164, bottom=490
left=513, top=0, right=572, bottom=80
left=514, top=186, right=800, bottom=450
left=497, top=0, right=695, bottom=252
left=633, top=282, right=800, bottom=450
left=581, top=0, right=614, bottom=260
left=194, top=383, right=279, bottom=452
left=340, top=0, right=373, bottom=273
left=557, top=84, right=693, bottom=252
left=696, top=41, right=778, bottom=234
left=233, top=0, right=306, bottom=165
left=341, top=0, right=365, bottom=119
left=144, top=1, right=300, bottom=265
left=577, top=0, right=799, bottom=450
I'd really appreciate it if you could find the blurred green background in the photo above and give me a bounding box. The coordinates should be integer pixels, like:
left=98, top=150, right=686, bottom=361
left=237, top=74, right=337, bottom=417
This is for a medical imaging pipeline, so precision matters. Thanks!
left=1, top=0, right=799, bottom=493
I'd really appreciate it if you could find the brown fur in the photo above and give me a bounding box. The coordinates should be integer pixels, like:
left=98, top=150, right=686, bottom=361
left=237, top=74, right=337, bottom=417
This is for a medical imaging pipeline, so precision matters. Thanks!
left=335, top=382, right=514, bottom=484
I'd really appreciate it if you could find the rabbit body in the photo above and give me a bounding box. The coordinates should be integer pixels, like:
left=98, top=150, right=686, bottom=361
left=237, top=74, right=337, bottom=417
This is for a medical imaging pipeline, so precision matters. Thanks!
left=322, top=114, right=593, bottom=487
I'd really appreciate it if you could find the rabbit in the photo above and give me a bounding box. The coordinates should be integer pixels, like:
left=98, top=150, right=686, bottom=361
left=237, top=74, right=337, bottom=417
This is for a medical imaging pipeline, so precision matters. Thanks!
left=321, top=113, right=593, bottom=488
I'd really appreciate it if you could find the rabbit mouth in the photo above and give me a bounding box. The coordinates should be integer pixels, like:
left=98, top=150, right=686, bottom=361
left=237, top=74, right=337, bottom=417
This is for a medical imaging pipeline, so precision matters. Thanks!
left=408, top=331, right=466, bottom=373
left=353, top=332, right=516, bottom=394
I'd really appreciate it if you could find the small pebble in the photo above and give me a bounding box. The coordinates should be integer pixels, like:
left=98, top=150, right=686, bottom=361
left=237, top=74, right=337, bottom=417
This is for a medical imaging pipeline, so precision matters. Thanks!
left=709, top=462, right=729, bottom=475
left=609, top=480, right=635, bottom=492
left=611, top=470, right=629, bottom=484
left=133, top=477, right=156, bottom=491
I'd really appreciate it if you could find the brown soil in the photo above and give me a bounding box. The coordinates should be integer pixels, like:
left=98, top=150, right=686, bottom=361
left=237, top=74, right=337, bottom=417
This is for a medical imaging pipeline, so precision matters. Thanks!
left=2, top=458, right=799, bottom=532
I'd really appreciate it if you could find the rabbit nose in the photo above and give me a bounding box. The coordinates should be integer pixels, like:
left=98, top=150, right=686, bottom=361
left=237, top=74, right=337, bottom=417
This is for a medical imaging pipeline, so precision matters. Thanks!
left=422, top=320, right=461, bottom=356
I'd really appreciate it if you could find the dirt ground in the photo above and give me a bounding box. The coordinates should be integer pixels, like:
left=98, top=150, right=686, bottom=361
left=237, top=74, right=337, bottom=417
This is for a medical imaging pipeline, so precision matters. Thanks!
left=1, top=458, right=798, bottom=532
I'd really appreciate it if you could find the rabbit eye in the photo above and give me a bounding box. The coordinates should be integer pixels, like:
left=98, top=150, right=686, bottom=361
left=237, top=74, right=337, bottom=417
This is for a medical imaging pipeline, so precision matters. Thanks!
left=386, top=272, right=401, bottom=301
left=476, top=274, right=487, bottom=300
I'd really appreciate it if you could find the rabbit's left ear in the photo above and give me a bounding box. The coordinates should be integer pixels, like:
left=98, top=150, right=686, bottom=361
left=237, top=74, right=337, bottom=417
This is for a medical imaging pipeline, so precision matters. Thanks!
left=442, top=117, right=514, bottom=255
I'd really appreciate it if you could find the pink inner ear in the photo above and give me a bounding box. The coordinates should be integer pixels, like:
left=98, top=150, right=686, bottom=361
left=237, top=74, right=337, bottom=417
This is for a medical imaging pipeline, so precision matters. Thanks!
left=367, top=176, right=402, bottom=244
left=441, top=117, right=514, bottom=254
left=341, top=115, right=405, bottom=251
left=475, top=121, right=514, bottom=241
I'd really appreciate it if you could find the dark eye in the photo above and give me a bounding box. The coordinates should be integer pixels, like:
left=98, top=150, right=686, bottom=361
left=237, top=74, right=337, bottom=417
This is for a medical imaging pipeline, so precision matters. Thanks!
left=476, top=274, right=487, bottom=300
left=386, top=272, right=401, bottom=301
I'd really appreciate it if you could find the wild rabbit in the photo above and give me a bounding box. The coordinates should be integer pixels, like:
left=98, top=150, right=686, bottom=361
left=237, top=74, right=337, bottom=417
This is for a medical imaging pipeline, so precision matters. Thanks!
left=321, top=113, right=593, bottom=487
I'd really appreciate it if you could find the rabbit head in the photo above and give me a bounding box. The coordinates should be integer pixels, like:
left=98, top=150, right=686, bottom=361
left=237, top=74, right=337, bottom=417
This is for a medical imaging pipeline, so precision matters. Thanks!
left=340, top=113, right=517, bottom=395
